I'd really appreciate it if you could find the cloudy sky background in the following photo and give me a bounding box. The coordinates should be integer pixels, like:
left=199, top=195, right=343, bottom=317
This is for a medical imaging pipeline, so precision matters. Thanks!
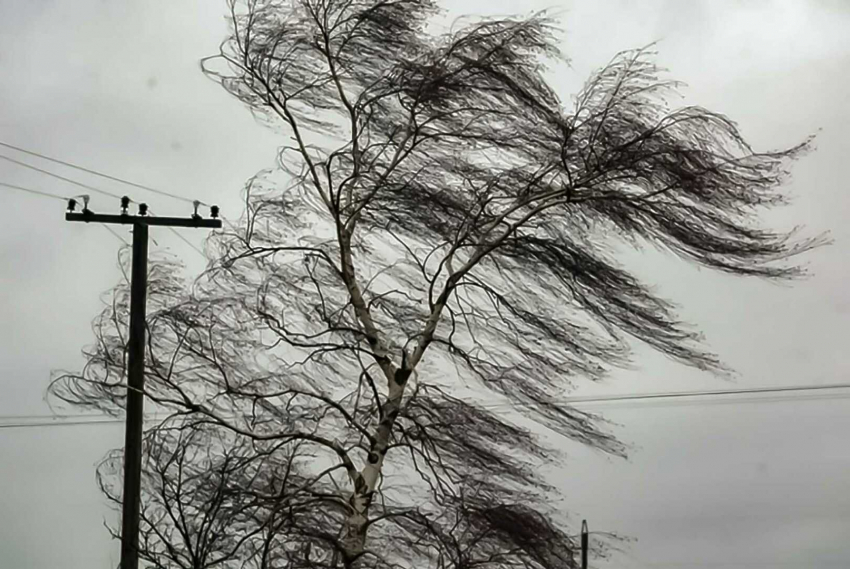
left=1, top=0, right=849, bottom=567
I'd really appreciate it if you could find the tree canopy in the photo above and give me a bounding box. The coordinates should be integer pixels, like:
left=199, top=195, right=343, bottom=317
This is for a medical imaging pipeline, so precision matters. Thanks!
left=51, top=1, right=822, bottom=567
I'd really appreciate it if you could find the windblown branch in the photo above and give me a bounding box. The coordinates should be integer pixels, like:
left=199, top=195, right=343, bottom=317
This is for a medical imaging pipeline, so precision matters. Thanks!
left=52, top=2, right=823, bottom=568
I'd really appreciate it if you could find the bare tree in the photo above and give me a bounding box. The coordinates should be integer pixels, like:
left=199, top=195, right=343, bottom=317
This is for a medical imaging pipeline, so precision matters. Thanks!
left=51, top=1, right=823, bottom=567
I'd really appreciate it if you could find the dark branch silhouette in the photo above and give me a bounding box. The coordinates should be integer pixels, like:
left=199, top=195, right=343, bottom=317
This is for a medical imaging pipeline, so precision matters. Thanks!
left=51, top=1, right=823, bottom=567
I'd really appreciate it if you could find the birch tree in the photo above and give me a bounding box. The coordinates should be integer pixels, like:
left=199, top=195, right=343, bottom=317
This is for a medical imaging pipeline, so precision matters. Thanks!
left=52, top=0, right=822, bottom=567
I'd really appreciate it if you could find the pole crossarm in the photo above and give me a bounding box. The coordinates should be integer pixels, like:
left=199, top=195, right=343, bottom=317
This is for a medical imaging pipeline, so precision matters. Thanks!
left=66, top=211, right=221, bottom=228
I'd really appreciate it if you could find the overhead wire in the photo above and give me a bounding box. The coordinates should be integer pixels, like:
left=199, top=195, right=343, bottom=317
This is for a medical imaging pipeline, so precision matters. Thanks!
left=472, top=382, right=850, bottom=412
left=0, top=140, right=203, bottom=205
left=538, top=381, right=850, bottom=405
left=0, top=153, right=123, bottom=201
left=146, top=207, right=207, bottom=259
left=0, top=140, right=237, bottom=232
left=0, top=416, right=167, bottom=430
left=0, top=180, right=129, bottom=245
left=168, top=227, right=206, bottom=258
left=2, top=382, right=850, bottom=430
left=1, top=158, right=211, bottom=257
left=101, top=224, right=130, bottom=245
left=3, top=154, right=849, bottom=414
left=0, top=180, right=69, bottom=201
left=1, top=412, right=108, bottom=421
left=9, top=147, right=847, bottom=422
left=0, top=418, right=123, bottom=429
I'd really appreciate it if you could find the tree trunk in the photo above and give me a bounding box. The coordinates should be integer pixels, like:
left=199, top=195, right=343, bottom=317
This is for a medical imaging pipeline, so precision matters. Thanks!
left=340, top=368, right=409, bottom=566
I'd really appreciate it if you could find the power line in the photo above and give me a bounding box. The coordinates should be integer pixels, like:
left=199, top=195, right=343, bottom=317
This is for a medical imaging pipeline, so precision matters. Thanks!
left=0, top=140, right=238, bottom=233
left=0, top=415, right=168, bottom=430
left=555, top=381, right=850, bottom=405
left=0, top=412, right=108, bottom=421
left=2, top=180, right=205, bottom=253
left=0, top=180, right=68, bottom=201
left=1, top=180, right=128, bottom=245
left=168, top=227, right=206, bottom=258
left=474, top=382, right=850, bottom=411
left=2, top=181, right=214, bottom=253
left=148, top=207, right=206, bottom=259
left=2, top=382, right=850, bottom=430
left=102, top=224, right=130, bottom=245
left=0, top=153, right=124, bottom=201
left=0, top=418, right=124, bottom=429
left=0, top=140, right=204, bottom=205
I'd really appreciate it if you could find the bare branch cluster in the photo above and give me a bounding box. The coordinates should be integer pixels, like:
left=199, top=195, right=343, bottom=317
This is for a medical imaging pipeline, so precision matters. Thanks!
left=51, top=1, right=822, bottom=567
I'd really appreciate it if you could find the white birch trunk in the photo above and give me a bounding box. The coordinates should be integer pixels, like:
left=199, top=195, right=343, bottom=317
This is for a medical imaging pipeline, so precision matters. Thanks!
left=340, top=370, right=408, bottom=566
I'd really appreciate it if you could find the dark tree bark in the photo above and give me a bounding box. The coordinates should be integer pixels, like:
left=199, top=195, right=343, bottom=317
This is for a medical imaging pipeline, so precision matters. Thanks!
left=51, top=1, right=823, bottom=567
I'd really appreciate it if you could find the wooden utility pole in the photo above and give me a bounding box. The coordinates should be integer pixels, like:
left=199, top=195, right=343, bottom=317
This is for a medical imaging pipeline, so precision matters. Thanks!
left=581, top=519, right=589, bottom=569
left=66, top=196, right=221, bottom=569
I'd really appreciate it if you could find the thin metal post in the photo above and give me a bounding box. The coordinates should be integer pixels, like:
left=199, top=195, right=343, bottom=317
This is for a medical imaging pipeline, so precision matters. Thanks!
left=581, top=519, right=588, bottom=569
left=120, top=222, right=148, bottom=569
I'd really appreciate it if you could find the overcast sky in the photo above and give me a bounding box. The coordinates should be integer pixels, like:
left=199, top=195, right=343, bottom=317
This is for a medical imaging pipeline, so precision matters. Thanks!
left=1, top=1, right=849, bottom=568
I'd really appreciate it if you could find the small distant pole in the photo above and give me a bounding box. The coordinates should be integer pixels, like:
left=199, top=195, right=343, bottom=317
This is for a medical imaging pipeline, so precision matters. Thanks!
left=66, top=196, right=221, bottom=569
left=581, top=519, right=589, bottom=569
